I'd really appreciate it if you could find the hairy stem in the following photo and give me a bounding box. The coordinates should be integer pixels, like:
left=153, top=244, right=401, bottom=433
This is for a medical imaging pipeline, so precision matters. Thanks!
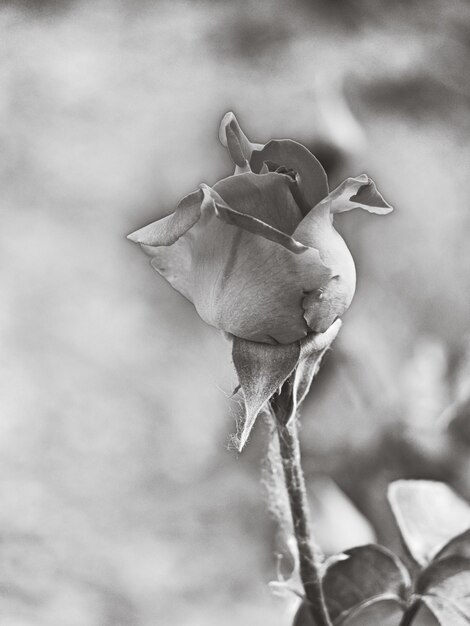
left=273, top=384, right=332, bottom=626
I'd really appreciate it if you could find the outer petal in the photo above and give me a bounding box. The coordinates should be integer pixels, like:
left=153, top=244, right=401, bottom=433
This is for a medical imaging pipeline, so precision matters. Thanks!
left=127, top=188, right=203, bottom=246
left=127, top=170, right=304, bottom=249
left=219, top=112, right=263, bottom=170
left=250, top=139, right=329, bottom=213
left=318, top=174, right=393, bottom=214
left=295, top=174, right=392, bottom=332
left=294, top=203, right=356, bottom=333
left=148, top=194, right=331, bottom=344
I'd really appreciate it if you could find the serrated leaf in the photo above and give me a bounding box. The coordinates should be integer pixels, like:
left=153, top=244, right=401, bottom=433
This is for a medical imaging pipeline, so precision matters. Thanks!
left=417, top=556, right=470, bottom=626
left=322, top=544, right=410, bottom=624
left=388, top=480, right=470, bottom=567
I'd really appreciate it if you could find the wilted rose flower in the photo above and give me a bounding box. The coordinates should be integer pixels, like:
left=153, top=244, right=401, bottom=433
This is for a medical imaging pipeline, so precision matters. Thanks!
left=128, top=113, right=393, bottom=448
left=128, top=112, right=392, bottom=345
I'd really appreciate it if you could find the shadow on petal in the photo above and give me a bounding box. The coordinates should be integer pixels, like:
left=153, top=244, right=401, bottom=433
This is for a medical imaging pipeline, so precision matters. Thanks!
left=213, top=171, right=304, bottom=235
left=250, top=139, right=329, bottom=214
left=200, top=183, right=308, bottom=254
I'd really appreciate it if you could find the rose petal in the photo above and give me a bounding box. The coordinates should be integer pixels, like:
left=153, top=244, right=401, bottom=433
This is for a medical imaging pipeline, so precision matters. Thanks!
left=232, top=337, right=301, bottom=450
left=294, top=203, right=356, bottom=332
left=148, top=196, right=331, bottom=344
left=127, top=188, right=203, bottom=246
left=219, top=112, right=263, bottom=169
left=295, top=174, right=392, bottom=331
left=250, top=139, right=329, bottom=213
left=213, top=171, right=304, bottom=235
left=201, top=178, right=305, bottom=253
left=319, top=174, right=393, bottom=214
left=302, top=273, right=355, bottom=333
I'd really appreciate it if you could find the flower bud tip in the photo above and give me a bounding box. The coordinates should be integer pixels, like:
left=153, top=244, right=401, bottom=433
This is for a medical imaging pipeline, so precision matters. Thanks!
left=218, top=112, right=236, bottom=147
left=127, top=222, right=156, bottom=244
left=127, top=230, right=141, bottom=243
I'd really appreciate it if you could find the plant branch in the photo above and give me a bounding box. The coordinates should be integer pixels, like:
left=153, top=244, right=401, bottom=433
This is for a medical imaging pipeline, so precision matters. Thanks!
left=272, top=382, right=332, bottom=626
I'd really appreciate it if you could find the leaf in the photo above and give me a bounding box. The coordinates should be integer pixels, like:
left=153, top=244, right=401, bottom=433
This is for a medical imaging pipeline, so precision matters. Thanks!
left=293, top=597, right=404, bottom=626
left=341, top=599, right=405, bottom=625
left=306, top=476, right=376, bottom=557
left=232, top=337, right=300, bottom=450
left=388, top=481, right=470, bottom=567
left=293, top=601, right=316, bottom=626
left=411, top=604, right=440, bottom=626
left=417, top=556, right=470, bottom=626
left=434, top=528, right=470, bottom=561
left=291, top=320, right=342, bottom=413
left=322, top=544, right=410, bottom=624
left=446, top=396, right=470, bottom=447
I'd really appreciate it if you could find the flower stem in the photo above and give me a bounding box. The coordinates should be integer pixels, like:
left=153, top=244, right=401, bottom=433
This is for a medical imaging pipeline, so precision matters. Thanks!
left=272, top=384, right=332, bottom=626
left=399, top=600, right=421, bottom=626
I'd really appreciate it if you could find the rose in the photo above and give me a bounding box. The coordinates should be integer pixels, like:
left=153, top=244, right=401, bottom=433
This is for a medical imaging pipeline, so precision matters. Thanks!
left=128, top=112, right=392, bottom=345
left=128, top=112, right=392, bottom=448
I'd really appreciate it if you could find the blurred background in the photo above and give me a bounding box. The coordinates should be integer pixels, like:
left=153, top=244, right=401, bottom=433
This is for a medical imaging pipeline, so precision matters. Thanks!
left=2, top=0, right=470, bottom=624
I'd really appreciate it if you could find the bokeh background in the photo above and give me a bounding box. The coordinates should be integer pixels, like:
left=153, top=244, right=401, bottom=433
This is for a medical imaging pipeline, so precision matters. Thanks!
left=3, top=0, right=470, bottom=624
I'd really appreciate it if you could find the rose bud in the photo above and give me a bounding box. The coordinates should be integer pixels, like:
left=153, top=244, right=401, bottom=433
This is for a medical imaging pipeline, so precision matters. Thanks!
left=128, top=113, right=393, bottom=448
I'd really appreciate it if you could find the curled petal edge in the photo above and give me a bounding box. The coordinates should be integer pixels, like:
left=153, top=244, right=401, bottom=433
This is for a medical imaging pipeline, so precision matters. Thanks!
left=318, top=174, right=393, bottom=215
left=127, top=188, right=203, bottom=246
left=128, top=175, right=323, bottom=258
left=219, top=111, right=263, bottom=169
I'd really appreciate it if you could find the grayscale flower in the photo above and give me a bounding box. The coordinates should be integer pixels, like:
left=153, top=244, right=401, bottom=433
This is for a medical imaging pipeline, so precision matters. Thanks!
left=128, top=113, right=393, bottom=448
left=128, top=112, right=392, bottom=345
